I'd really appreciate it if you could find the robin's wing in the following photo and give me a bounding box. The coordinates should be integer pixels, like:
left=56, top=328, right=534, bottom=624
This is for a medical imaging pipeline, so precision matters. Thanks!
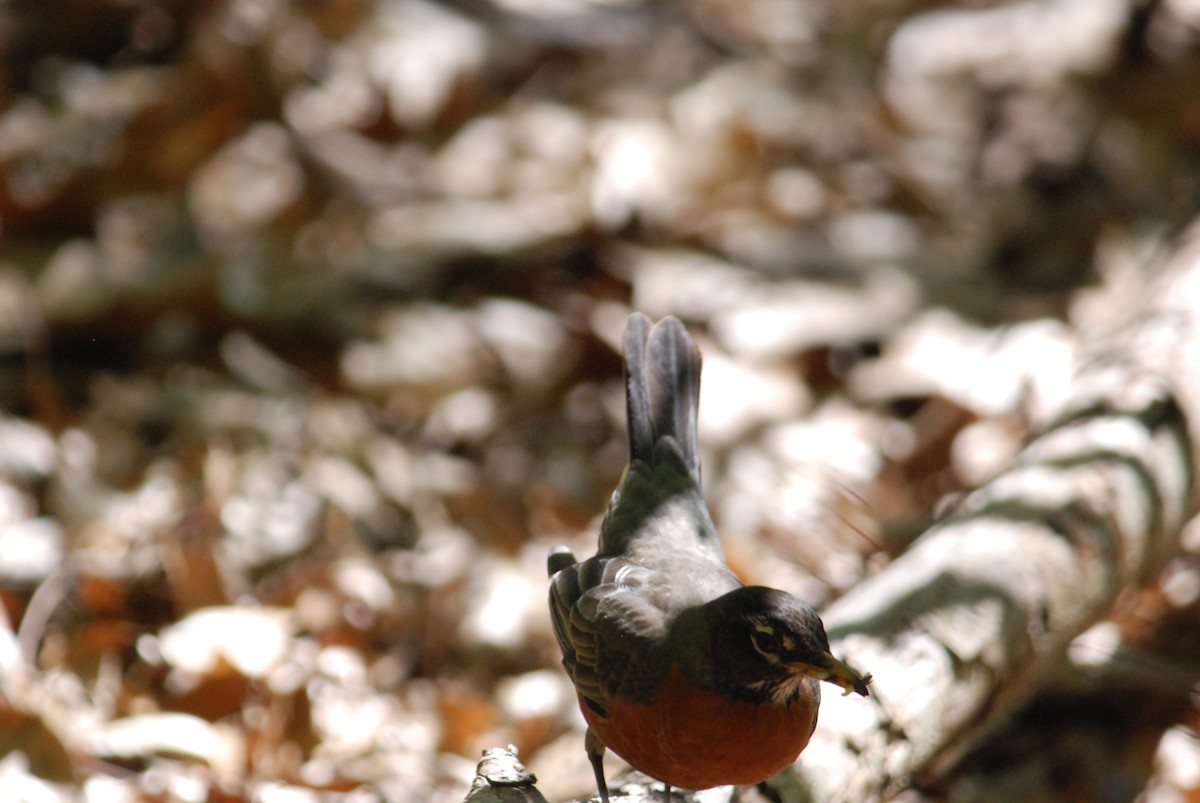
left=548, top=554, right=673, bottom=711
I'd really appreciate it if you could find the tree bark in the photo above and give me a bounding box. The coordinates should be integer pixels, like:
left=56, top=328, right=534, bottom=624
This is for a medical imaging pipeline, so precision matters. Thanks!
left=787, top=226, right=1200, bottom=802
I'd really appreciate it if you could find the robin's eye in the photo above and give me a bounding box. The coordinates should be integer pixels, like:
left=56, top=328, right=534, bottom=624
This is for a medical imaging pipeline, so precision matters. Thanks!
left=751, top=629, right=781, bottom=656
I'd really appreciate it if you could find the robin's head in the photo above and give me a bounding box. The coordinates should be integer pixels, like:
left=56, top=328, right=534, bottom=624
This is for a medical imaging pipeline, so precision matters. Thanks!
left=707, top=586, right=871, bottom=705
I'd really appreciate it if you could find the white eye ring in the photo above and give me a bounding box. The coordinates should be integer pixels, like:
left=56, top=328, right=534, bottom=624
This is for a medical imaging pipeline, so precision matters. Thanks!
left=751, top=629, right=781, bottom=657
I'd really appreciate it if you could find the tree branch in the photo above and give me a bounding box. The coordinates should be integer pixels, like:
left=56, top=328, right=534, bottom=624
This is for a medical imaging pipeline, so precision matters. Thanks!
left=788, top=226, right=1200, bottom=802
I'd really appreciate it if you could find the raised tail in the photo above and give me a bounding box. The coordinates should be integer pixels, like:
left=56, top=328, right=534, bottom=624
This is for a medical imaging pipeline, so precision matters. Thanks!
left=598, top=314, right=723, bottom=562
left=622, top=313, right=702, bottom=480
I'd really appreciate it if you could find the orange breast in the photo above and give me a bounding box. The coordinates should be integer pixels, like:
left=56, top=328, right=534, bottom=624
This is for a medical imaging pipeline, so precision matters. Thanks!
left=582, top=665, right=819, bottom=791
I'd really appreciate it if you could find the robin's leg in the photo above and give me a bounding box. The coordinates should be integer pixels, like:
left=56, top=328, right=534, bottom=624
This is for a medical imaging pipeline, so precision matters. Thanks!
left=584, top=727, right=610, bottom=803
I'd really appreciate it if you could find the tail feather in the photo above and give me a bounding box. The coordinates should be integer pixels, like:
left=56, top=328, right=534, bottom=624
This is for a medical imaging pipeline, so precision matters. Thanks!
left=622, top=313, right=654, bottom=464
left=622, top=313, right=702, bottom=479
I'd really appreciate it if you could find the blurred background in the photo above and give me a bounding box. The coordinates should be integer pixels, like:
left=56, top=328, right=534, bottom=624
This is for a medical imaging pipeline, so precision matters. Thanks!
left=1, top=0, right=1199, bottom=801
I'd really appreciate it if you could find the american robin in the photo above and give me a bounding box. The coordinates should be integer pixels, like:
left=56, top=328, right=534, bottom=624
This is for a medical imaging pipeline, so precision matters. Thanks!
left=547, top=314, right=871, bottom=802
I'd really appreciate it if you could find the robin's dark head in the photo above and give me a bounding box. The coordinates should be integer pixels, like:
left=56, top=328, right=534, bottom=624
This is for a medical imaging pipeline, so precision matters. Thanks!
left=707, top=586, right=871, bottom=705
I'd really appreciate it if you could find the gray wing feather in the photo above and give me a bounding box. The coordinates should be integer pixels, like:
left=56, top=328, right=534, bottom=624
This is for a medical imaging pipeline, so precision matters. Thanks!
left=548, top=555, right=673, bottom=708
